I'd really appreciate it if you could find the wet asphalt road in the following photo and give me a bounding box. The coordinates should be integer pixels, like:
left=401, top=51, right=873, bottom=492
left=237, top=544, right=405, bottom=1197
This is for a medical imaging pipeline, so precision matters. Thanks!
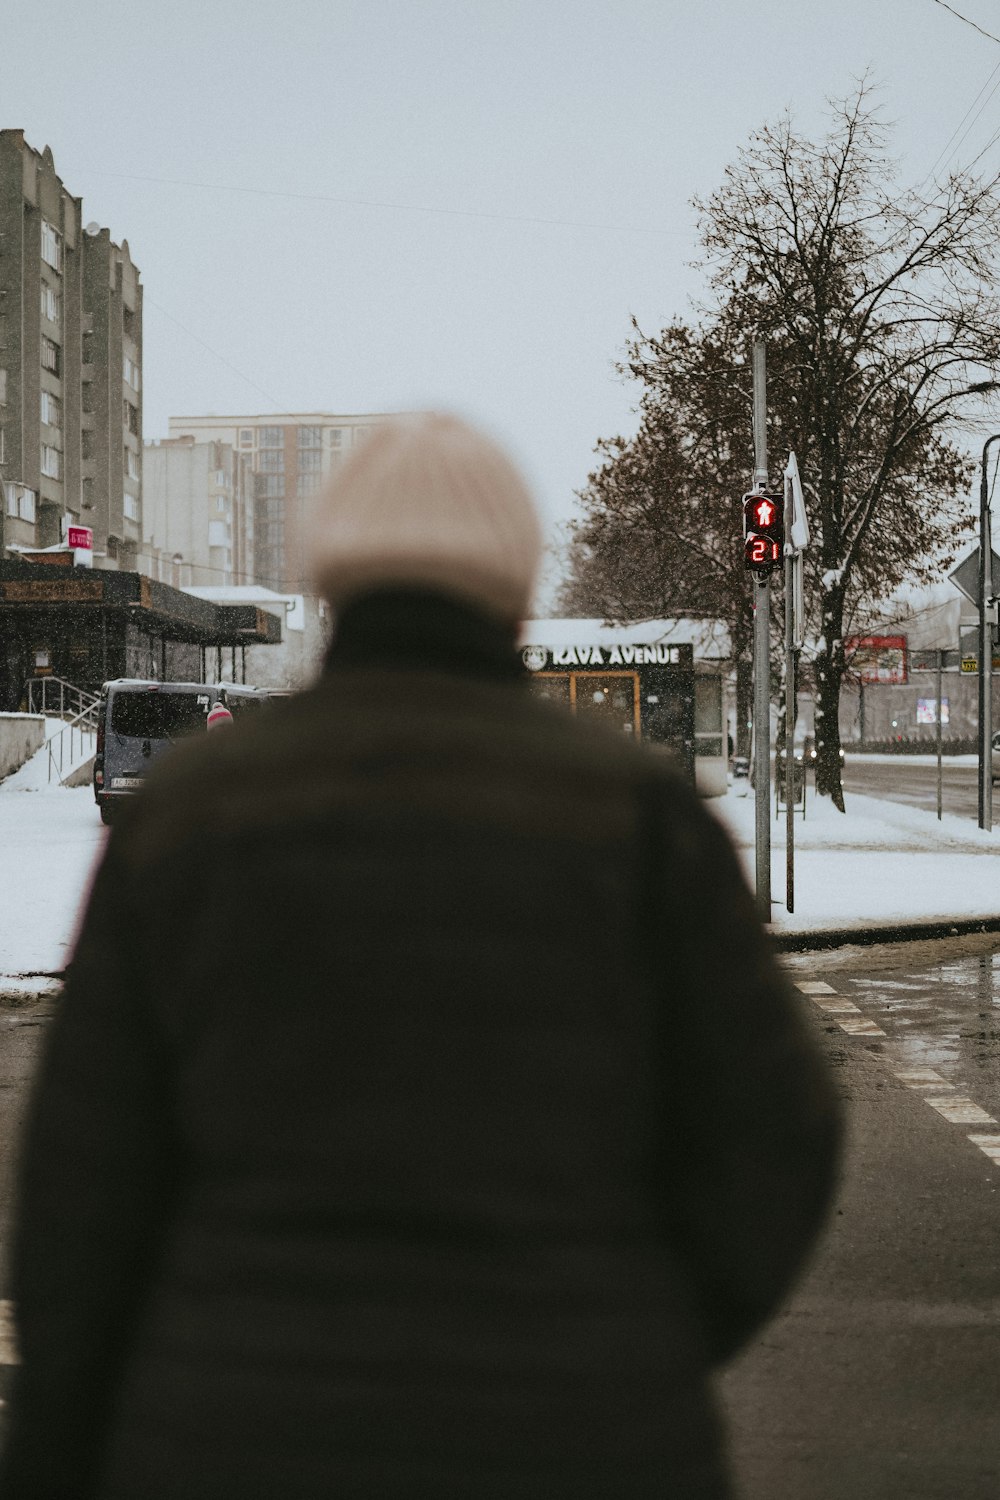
left=723, top=932, right=1000, bottom=1499
left=3, top=934, right=1000, bottom=1494
left=840, top=757, right=986, bottom=821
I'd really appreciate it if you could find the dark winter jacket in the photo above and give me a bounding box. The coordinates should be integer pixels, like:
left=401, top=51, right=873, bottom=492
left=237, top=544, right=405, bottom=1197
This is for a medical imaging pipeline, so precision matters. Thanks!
left=0, top=590, right=840, bottom=1499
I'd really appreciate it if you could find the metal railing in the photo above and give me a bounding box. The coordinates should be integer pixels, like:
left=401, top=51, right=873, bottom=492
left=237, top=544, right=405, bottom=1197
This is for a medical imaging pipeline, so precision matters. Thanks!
left=46, top=701, right=99, bottom=785
left=26, top=675, right=100, bottom=722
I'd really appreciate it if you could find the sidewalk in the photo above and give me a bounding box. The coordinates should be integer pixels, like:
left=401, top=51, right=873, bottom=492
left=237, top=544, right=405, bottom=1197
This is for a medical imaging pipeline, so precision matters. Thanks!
left=2, top=751, right=1000, bottom=999
left=712, top=769, right=1000, bottom=947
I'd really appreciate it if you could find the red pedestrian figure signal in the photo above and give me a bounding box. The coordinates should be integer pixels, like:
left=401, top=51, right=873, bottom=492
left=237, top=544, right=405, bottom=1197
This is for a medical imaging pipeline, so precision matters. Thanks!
left=742, top=489, right=784, bottom=578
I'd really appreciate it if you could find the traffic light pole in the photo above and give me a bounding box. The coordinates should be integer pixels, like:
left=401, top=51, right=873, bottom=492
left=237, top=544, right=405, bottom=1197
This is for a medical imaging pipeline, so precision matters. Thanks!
left=752, top=341, right=771, bottom=920
left=784, top=542, right=795, bottom=911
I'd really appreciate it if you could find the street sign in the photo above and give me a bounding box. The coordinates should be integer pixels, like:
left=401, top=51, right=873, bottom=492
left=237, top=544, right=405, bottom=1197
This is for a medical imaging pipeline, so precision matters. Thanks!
left=958, top=627, right=1000, bottom=673
left=844, top=635, right=908, bottom=684
left=784, top=451, right=810, bottom=550
left=910, top=648, right=962, bottom=672
left=949, top=545, right=1000, bottom=606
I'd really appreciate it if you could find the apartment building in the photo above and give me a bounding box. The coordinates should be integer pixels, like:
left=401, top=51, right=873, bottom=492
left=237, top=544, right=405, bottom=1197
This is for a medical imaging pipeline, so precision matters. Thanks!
left=167, top=413, right=391, bottom=592
left=0, top=130, right=142, bottom=568
left=141, top=437, right=255, bottom=589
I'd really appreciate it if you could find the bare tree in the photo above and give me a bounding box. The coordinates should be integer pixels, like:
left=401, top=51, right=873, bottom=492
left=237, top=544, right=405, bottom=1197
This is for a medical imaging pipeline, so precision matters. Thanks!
left=692, top=83, right=1000, bottom=807
left=559, top=320, right=766, bottom=758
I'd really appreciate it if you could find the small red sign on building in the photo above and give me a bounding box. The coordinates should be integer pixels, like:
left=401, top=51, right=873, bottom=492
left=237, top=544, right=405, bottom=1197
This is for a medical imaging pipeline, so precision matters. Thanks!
left=67, top=526, right=93, bottom=550
left=845, top=635, right=908, bottom=685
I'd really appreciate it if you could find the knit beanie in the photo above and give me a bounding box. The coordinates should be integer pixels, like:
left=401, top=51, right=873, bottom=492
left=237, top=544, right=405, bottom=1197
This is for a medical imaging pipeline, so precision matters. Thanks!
left=307, top=413, right=543, bottom=622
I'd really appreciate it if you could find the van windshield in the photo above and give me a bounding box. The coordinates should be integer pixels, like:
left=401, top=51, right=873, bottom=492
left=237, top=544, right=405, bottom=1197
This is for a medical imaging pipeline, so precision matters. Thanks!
left=110, top=691, right=208, bottom=740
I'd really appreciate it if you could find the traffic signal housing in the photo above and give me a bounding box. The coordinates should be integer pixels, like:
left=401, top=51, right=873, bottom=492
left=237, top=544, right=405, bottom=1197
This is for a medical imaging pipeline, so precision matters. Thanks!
left=743, top=489, right=784, bottom=578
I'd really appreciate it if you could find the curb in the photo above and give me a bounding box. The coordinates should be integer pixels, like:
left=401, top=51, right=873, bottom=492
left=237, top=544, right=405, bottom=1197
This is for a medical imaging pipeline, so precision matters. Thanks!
left=771, top=915, right=1000, bottom=953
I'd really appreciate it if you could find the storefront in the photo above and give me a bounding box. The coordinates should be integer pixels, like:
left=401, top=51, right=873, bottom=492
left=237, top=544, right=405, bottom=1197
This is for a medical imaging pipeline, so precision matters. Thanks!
left=519, top=619, right=730, bottom=796
left=0, top=560, right=282, bottom=711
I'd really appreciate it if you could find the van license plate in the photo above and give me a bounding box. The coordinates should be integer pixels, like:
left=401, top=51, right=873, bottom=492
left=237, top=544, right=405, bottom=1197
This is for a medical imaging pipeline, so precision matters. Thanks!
left=110, top=777, right=143, bottom=789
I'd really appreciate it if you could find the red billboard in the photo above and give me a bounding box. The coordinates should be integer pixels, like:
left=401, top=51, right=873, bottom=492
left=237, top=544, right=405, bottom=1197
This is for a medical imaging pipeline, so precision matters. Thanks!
left=845, top=635, right=907, bottom=685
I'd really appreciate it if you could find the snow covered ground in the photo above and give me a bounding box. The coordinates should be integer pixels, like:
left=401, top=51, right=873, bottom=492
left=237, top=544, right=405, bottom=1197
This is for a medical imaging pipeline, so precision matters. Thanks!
left=713, top=772, right=1000, bottom=934
left=1, top=748, right=999, bottom=1000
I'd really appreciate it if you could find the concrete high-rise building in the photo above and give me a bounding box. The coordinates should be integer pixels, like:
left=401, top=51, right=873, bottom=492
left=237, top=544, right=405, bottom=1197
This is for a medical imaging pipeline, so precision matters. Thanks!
left=140, top=436, right=255, bottom=589
left=167, top=412, right=392, bottom=592
left=0, top=129, right=142, bottom=569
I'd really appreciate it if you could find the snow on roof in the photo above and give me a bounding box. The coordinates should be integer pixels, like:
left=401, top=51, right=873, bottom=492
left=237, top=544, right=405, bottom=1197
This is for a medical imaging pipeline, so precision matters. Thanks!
left=182, top=585, right=304, bottom=632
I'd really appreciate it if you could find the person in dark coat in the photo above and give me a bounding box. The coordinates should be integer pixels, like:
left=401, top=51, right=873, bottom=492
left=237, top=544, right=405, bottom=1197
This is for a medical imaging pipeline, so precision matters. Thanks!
left=0, top=413, right=840, bottom=1499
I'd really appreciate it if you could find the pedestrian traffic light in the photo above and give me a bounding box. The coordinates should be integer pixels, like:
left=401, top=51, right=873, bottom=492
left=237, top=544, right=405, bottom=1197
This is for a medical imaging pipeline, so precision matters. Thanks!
left=743, top=489, right=784, bottom=577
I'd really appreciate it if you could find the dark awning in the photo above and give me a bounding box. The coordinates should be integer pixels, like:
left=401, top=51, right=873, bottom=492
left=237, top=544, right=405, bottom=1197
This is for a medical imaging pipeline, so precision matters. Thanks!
left=0, top=562, right=282, bottom=647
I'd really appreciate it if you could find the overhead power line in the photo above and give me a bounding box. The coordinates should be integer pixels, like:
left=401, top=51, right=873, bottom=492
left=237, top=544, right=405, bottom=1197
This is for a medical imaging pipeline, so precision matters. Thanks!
left=87, top=169, right=686, bottom=238
left=930, top=0, right=1000, bottom=46
left=921, top=57, right=1000, bottom=186
left=143, top=294, right=285, bottom=410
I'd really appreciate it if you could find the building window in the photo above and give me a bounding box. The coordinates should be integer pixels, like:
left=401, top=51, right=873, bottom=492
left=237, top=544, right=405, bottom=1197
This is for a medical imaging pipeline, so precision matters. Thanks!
left=40, top=391, right=62, bottom=428
left=216, top=495, right=228, bottom=512
left=124, top=493, right=139, bottom=521
left=327, top=428, right=343, bottom=446
left=214, top=468, right=228, bottom=486
left=259, top=426, right=283, bottom=447
left=0, top=425, right=4, bottom=462
left=125, top=447, right=140, bottom=479
left=41, top=336, right=60, bottom=375
left=297, top=471, right=321, bottom=497
left=124, top=400, right=139, bottom=435
left=123, top=354, right=140, bottom=390
left=298, top=449, right=322, bottom=472
left=208, top=520, right=228, bottom=546
left=239, top=428, right=253, bottom=445
left=7, top=483, right=36, bottom=521
left=41, top=220, right=62, bottom=272
left=256, top=474, right=283, bottom=497
left=259, top=448, right=284, bottom=473
left=40, top=284, right=61, bottom=323
left=41, top=445, right=61, bottom=479
left=298, top=425, right=322, bottom=448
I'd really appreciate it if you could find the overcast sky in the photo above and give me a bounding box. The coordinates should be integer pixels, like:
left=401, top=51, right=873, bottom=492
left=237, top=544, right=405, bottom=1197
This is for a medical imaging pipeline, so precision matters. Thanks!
left=3, top=0, right=998, bottom=578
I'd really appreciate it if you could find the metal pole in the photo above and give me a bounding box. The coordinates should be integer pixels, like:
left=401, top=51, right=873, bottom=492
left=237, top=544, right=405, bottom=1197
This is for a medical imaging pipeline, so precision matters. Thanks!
left=936, top=649, right=943, bottom=821
left=979, top=438, right=999, bottom=831
left=785, top=544, right=795, bottom=912
left=752, top=340, right=771, bottom=919
left=754, top=578, right=771, bottom=917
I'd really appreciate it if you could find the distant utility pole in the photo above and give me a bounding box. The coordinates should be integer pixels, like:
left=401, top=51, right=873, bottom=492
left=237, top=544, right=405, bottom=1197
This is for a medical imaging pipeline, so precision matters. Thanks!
left=751, top=341, right=771, bottom=919
left=979, top=435, right=1000, bottom=832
